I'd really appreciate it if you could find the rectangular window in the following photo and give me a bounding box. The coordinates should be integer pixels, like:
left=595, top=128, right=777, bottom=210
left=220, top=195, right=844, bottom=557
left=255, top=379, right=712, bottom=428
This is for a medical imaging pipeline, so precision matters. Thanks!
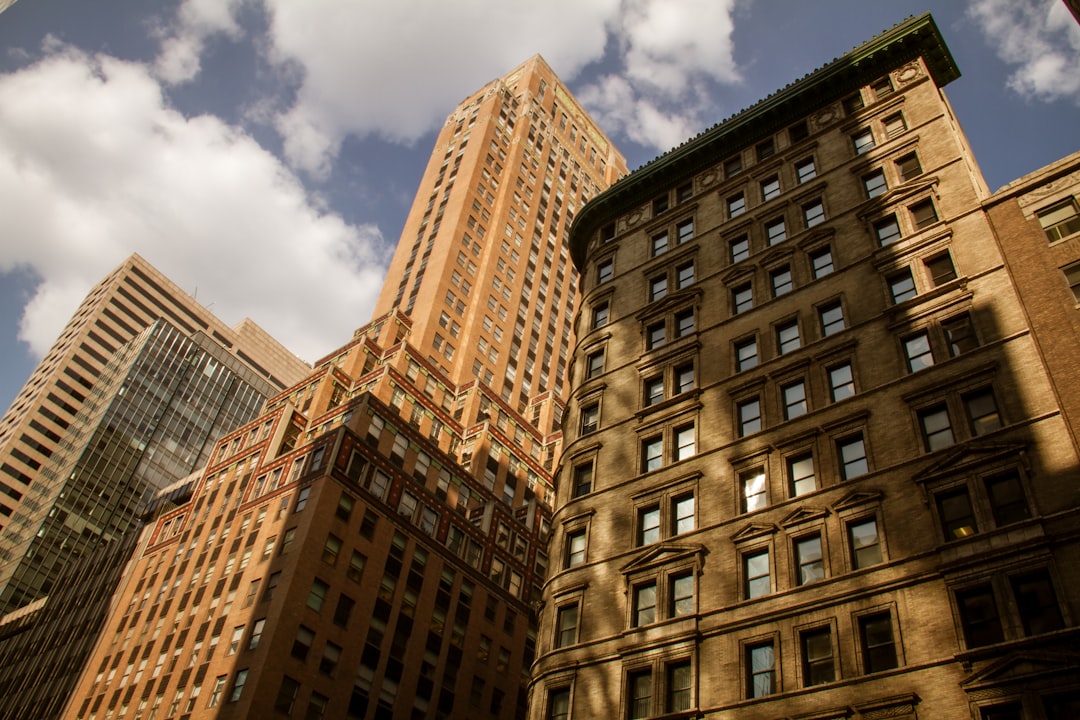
left=766, top=218, right=787, bottom=246
left=737, top=398, right=762, bottom=437
left=580, top=404, right=599, bottom=434
left=789, top=120, right=809, bottom=143
left=674, top=494, right=695, bottom=535
left=747, top=642, right=776, bottom=698
left=926, top=251, right=957, bottom=286
left=903, top=332, right=934, bottom=372
left=666, top=660, right=692, bottom=712
left=1066, top=263, right=1080, bottom=302
left=555, top=604, right=579, bottom=648
left=653, top=195, right=669, bottom=215
left=638, top=506, right=660, bottom=545
left=777, top=320, right=800, bottom=354
left=803, top=200, right=825, bottom=228
left=1011, top=570, right=1064, bottom=636
left=322, top=534, right=341, bottom=566
left=566, top=529, right=586, bottom=568
left=547, top=688, right=570, bottom=720
left=782, top=380, right=808, bottom=420
left=730, top=234, right=750, bottom=263
left=919, top=404, right=954, bottom=451
left=964, top=388, right=1002, bottom=436
left=586, top=350, right=605, bottom=379
left=860, top=613, right=898, bottom=673
left=675, top=424, right=695, bottom=461
left=675, top=309, right=695, bottom=338
left=888, top=269, right=917, bottom=303
left=849, top=518, right=882, bottom=568
left=735, top=337, right=758, bottom=371
left=937, top=486, right=977, bottom=539
left=675, top=364, right=695, bottom=394
left=677, top=183, right=693, bottom=203
left=229, top=669, right=248, bottom=703
left=649, top=275, right=668, bottom=301
left=628, top=670, right=652, bottom=720
left=843, top=93, right=865, bottom=114
left=597, top=259, right=614, bottom=284
left=910, top=199, right=938, bottom=229
left=641, top=437, right=663, bottom=472
left=795, top=157, right=817, bottom=183
left=985, top=471, right=1030, bottom=526
left=875, top=215, right=902, bottom=245
left=292, top=625, right=314, bottom=660
left=896, top=152, right=922, bottom=181
left=956, top=585, right=1004, bottom=648
left=646, top=322, right=666, bottom=350
left=864, top=170, right=887, bottom=198
left=761, top=176, right=780, bottom=202
left=1038, top=198, right=1080, bottom=242
left=788, top=453, right=816, bottom=496
left=770, top=265, right=793, bottom=296
left=810, top=246, right=834, bottom=277
left=307, top=579, right=329, bottom=612
left=795, top=535, right=824, bottom=585
left=633, top=582, right=657, bottom=626
left=728, top=192, right=747, bottom=218
left=943, top=313, right=978, bottom=356
left=883, top=112, right=906, bottom=138
left=801, top=627, right=835, bottom=686
left=837, top=433, right=869, bottom=480
left=724, top=155, right=743, bottom=178
left=592, top=302, right=609, bottom=330
left=756, top=138, right=775, bottom=161
left=744, top=549, right=770, bottom=599
left=828, top=362, right=855, bottom=401
left=852, top=129, right=875, bottom=154
left=644, top=376, right=664, bottom=406
left=320, top=642, right=342, bottom=676
left=670, top=573, right=694, bottom=617
left=572, top=462, right=593, bottom=498
left=274, top=676, right=300, bottom=714
left=676, top=261, right=695, bottom=288
left=819, top=301, right=845, bottom=336
left=733, top=283, right=753, bottom=314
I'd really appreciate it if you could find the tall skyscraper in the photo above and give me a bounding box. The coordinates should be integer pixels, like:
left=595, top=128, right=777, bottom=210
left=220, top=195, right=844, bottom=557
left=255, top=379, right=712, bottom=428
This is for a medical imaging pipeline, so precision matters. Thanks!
left=58, top=57, right=625, bottom=720
left=532, top=13, right=1080, bottom=720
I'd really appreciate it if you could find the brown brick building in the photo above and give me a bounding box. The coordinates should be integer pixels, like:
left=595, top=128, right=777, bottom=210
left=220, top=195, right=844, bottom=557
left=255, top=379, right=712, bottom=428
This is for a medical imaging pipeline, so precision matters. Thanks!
left=532, top=14, right=1080, bottom=720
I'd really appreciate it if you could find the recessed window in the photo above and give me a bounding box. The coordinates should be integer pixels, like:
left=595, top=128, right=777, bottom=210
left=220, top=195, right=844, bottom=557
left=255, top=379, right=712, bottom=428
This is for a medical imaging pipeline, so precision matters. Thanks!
left=1038, top=199, right=1080, bottom=242
left=943, top=313, right=978, bottom=356
left=633, top=582, right=657, bottom=626
left=580, top=404, right=599, bottom=434
left=803, top=200, right=826, bottom=228
left=675, top=309, right=695, bottom=338
left=788, top=453, right=816, bottom=496
left=1011, top=570, right=1064, bottom=636
left=653, top=195, right=669, bottom=216
left=741, top=468, right=767, bottom=513
left=674, top=494, right=695, bottom=535
left=925, top=252, right=957, bottom=286
left=597, top=259, right=614, bottom=284
left=670, top=573, right=694, bottom=618
left=828, top=362, right=855, bottom=402
left=903, top=332, right=934, bottom=372
left=677, top=219, right=694, bottom=244
left=728, top=192, right=747, bottom=218
left=919, top=404, right=954, bottom=452
left=872, top=76, right=894, bottom=98
left=810, top=246, right=834, bottom=278
left=646, top=322, right=666, bottom=350
left=724, top=155, right=743, bottom=178
left=896, top=152, right=922, bottom=181
left=761, top=176, right=781, bottom=202
left=566, top=529, right=586, bottom=568
left=572, top=462, right=593, bottom=498
left=837, top=433, right=869, bottom=479
left=638, top=506, right=660, bottom=545
left=744, top=549, right=770, bottom=599
left=675, top=424, right=696, bottom=461
left=801, top=627, right=835, bottom=686
left=864, top=170, right=887, bottom=198
left=666, top=660, right=692, bottom=712
left=937, top=486, right=977, bottom=539
left=843, top=93, right=864, bottom=114
left=852, top=129, right=875, bottom=155
left=795, top=535, right=824, bottom=585
left=1065, top=263, right=1080, bottom=302
left=644, top=376, right=664, bottom=407
left=756, top=138, right=775, bottom=161
left=985, top=471, right=1030, bottom=526
left=789, top=120, right=809, bottom=143
left=819, top=301, right=845, bottom=336
left=628, top=669, right=652, bottom=719
left=733, top=283, right=753, bottom=314
left=730, top=234, right=750, bottom=263
left=770, top=265, right=793, bottom=297
left=676, top=261, right=695, bottom=289
left=737, top=397, right=762, bottom=437
left=651, top=231, right=669, bottom=256
left=782, top=380, right=808, bottom=420
left=747, top=642, right=776, bottom=698
left=888, top=269, right=917, bottom=303
left=641, top=437, right=662, bottom=473
left=883, top=112, right=906, bottom=138
left=592, top=302, right=610, bottom=330
left=848, top=517, right=882, bottom=568
left=777, top=320, right=801, bottom=354
left=676, top=183, right=693, bottom=203
left=910, top=199, right=938, bottom=229
left=859, top=612, right=898, bottom=673
left=586, top=350, right=604, bottom=379
left=735, top=337, right=758, bottom=372
left=795, top=157, right=817, bottom=184
left=955, top=585, right=1003, bottom=648
left=547, top=688, right=570, bottom=720
left=766, top=218, right=787, bottom=246
left=875, top=215, right=902, bottom=245
left=649, top=275, right=668, bottom=302
left=555, top=603, right=580, bottom=648
left=964, top=387, right=1002, bottom=436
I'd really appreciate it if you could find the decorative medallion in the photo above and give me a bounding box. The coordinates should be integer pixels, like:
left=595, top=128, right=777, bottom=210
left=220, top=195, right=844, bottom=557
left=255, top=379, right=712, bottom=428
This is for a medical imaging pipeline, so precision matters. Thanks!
left=897, top=62, right=922, bottom=84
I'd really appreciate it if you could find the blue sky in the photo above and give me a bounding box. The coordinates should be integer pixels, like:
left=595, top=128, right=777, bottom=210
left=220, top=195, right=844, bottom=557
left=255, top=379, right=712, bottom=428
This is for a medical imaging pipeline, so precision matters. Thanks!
left=1, top=0, right=1078, bottom=411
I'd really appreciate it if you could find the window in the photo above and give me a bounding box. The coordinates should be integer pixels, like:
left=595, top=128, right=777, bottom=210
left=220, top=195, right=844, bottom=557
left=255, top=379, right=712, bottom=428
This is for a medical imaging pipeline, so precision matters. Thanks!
left=676, top=261, right=695, bottom=289
left=852, top=129, right=875, bottom=155
left=803, top=200, right=825, bottom=228
left=937, top=487, right=977, bottom=539
left=872, top=76, right=894, bottom=98
left=735, top=337, right=758, bottom=371
left=910, top=199, right=938, bottom=229
left=322, top=534, right=341, bottom=565
left=580, top=404, right=599, bottom=434
left=896, top=152, right=922, bottom=181
left=1038, top=198, right=1080, bottom=242
left=555, top=604, right=579, bottom=648
left=883, top=112, right=906, bottom=138
left=765, top=218, right=787, bottom=246
left=789, top=120, right=809, bottom=143
left=730, top=234, right=750, bottom=263
left=632, top=582, right=657, bottom=626
left=943, top=313, right=978, bottom=356
left=788, top=453, right=816, bottom=496
left=727, top=192, right=746, bottom=218
left=744, top=549, right=770, bottom=599
left=777, top=320, right=800, bottom=354
left=592, top=302, right=610, bottom=330
left=628, top=670, right=652, bottom=720
left=819, top=301, right=845, bottom=336
left=837, top=433, right=868, bottom=479
left=248, top=618, right=266, bottom=650
left=864, top=170, right=887, bottom=198
left=770, top=265, right=793, bottom=296
left=675, top=364, right=695, bottom=395
left=320, top=642, right=342, bottom=676
left=925, top=252, right=957, bottom=286
left=848, top=518, right=882, bottom=569
left=653, top=195, right=669, bottom=216
left=644, top=376, right=664, bottom=406
left=209, top=675, right=227, bottom=708
left=348, top=551, right=366, bottom=583
left=646, top=322, right=665, bottom=350
left=274, top=676, right=300, bottom=714
left=1012, top=570, right=1064, bottom=636
left=795, top=157, right=817, bottom=183
left=964, top=388, right=1002, bottom=436
left=956, top=585, right=1004, bottom=648
left=741, top=468, right=767, bottom=513
left=981, top=704, right=1023, bottom=720
left=547, top=688, right=570, bottom=720
left=307, top=579, right=329, bottom=612
left=566, top=529, right=586, bottom=568
left=888, top=269, right=917, bottom=303
left=761, top=176, right=780, bottom=202
left=292, top=625, right=314, bottom=660
left=875, top=215, right=902, bottom=245
left=985, top=471, right=1030, bottom=526
left=782, top=380, right=807, bottom=420
left=295, top=486, right=311, bottom=512
left=732, top=283, right=753, bottom=314
left=859, top=613, right=898, bottom=673
left=641, top=437, right=662, bottom=472
left=597, top=259, right=614, bottom=284
left=724, top=155, right=743, bottom=178
left=801, top=627, right=835, bottom=685
left=572, top=461, right=593, bottom=498
left=648, top=231, right=665, bottom=255
left=586, top=350, right=604, bottom=379
left=675, top=424, right=695, bottom=461
left=737, top=398, right=762, bottom=437
left=843, top=93, right=864, bottom=114
left=676, top=183, right=693, bottom=203
left=673, top=494, right=695, bottom=535
left=229, top=669, right=248, bottom=702
left=649, top=275, right=668, bottom=301
left=747, top=642, right=776, bottom=697
left=903, top=332, right=934, bottom=372
left=794, top=535, right=824, bottom=585
left=675, top=309, right=694, bottom=338
left=919, top=404, right=954, bottom=451
left=1066, top=263, right=1080, bottom=302
left=810, top=246, right=834, bottom=277
left=667, top=660, right=692, bottom=712
left=828, top=362, right=855, bottom=401
left=756, top=138, right=775, bottom=161
left=638, top=506, right=660, bottom=545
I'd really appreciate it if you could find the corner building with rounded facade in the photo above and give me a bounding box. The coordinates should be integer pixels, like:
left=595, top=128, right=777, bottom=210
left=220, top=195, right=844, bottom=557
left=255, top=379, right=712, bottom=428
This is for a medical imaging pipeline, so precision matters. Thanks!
left=531, top=15, right=1080, bottom=720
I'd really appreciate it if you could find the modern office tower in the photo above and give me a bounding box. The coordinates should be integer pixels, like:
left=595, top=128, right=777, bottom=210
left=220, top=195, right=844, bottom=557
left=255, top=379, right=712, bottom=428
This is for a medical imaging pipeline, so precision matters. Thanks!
left=532, top=14, right=1079, bottom=720
left=0, top=253, right=309, bottom=544
left=59, top=58, right=624, bottom=720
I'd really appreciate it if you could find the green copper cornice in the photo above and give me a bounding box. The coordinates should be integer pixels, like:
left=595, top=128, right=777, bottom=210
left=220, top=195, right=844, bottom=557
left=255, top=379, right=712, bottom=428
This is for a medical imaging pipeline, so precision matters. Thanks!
left=569, top=13, right=959, bottom=269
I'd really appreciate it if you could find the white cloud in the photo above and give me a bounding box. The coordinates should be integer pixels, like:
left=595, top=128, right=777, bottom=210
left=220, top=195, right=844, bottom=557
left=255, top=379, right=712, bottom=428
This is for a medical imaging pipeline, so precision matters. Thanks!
left=968, top=0, right=1080, bottom=104
left=0, top=42, right=387, bottom=364
left=153, top=0, right=251, bottom=84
